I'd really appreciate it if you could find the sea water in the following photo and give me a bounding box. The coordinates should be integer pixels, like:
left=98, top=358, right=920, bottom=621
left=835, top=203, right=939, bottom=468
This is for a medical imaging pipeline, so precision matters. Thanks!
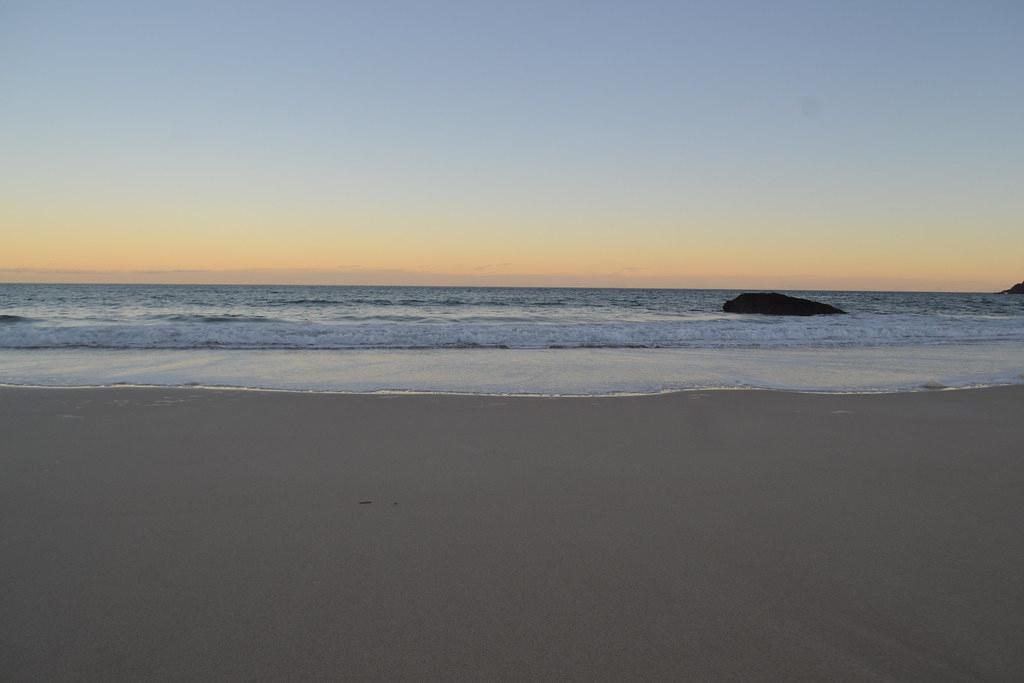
left=1, top=284, right=1022, bottom=393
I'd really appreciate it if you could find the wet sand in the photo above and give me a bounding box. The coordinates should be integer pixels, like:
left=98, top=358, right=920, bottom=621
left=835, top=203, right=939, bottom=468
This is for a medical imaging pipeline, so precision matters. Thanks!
left=2, top=386, right=1023, bottom=680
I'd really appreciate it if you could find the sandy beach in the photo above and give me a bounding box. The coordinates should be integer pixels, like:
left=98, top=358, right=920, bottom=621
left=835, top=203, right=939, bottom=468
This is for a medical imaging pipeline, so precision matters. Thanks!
left=2, top=385, right=1023, bottom=681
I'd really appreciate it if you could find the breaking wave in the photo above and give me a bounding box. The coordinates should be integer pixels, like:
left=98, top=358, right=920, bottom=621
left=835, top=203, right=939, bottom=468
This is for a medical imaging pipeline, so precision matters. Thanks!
left=2, top=314, right=1023, bottom=350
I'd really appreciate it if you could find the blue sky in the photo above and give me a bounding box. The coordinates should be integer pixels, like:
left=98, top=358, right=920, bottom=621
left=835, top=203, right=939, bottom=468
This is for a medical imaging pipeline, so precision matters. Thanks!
left=2, top=1, right=1022, bottom=288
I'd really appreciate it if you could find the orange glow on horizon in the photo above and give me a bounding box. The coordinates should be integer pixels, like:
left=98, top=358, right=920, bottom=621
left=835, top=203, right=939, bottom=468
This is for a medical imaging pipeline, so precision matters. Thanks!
left=1, top=198, right=1019, bottom=291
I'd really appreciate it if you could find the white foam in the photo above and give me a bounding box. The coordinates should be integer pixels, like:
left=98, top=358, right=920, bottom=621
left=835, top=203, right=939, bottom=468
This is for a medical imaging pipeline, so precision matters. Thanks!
left=0, top=345, right=1021, bottom=395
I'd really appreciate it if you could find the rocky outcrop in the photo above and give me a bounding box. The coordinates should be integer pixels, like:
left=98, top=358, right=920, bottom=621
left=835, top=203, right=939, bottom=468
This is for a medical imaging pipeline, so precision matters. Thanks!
left=1000, top=281, right=1024, bottom=294
left=723, top=292, right=846, bottom=316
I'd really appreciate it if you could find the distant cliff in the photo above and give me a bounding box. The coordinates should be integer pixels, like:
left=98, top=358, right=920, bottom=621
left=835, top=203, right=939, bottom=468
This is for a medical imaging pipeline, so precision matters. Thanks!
left=1001, top=281, right=1024, bottom=294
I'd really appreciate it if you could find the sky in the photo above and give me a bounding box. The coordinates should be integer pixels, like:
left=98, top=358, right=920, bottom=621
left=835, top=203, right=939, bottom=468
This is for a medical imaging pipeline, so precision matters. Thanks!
left=1, top=0, right=1022, bottom=290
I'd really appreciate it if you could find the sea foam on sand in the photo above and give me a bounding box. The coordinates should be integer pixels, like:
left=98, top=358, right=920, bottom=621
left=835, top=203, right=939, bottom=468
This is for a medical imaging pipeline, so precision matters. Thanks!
left=0, top=343, right=1022, bottom=394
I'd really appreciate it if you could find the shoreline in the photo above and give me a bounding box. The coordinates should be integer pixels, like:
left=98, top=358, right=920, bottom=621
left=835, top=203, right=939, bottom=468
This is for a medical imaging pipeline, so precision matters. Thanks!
left=4, top=385, right=1024, bottom=680
left=2, top=344, right=1022, bottom=395
left=2, top=379, right=1024, bottom=397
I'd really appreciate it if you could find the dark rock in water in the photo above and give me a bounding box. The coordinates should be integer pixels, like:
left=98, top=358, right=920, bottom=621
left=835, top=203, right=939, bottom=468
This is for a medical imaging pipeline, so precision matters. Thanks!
left=723, top=293, right=846, bottom=316
left=1000, top=281, right=1024, bottom=294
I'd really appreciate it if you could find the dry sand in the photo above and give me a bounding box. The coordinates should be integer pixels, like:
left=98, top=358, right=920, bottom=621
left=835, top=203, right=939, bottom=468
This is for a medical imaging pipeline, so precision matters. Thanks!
left=2, top=386, right=1023, bottom=681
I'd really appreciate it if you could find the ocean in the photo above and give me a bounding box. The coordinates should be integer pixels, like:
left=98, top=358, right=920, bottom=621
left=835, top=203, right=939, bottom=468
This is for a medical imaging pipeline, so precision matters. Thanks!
left=1, top=283, right=1022, bottom=394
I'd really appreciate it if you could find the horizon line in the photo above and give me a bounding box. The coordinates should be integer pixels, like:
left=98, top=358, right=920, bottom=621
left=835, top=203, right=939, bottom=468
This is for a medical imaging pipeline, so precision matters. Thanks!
left=0, top=280, right=1012, bottom=295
